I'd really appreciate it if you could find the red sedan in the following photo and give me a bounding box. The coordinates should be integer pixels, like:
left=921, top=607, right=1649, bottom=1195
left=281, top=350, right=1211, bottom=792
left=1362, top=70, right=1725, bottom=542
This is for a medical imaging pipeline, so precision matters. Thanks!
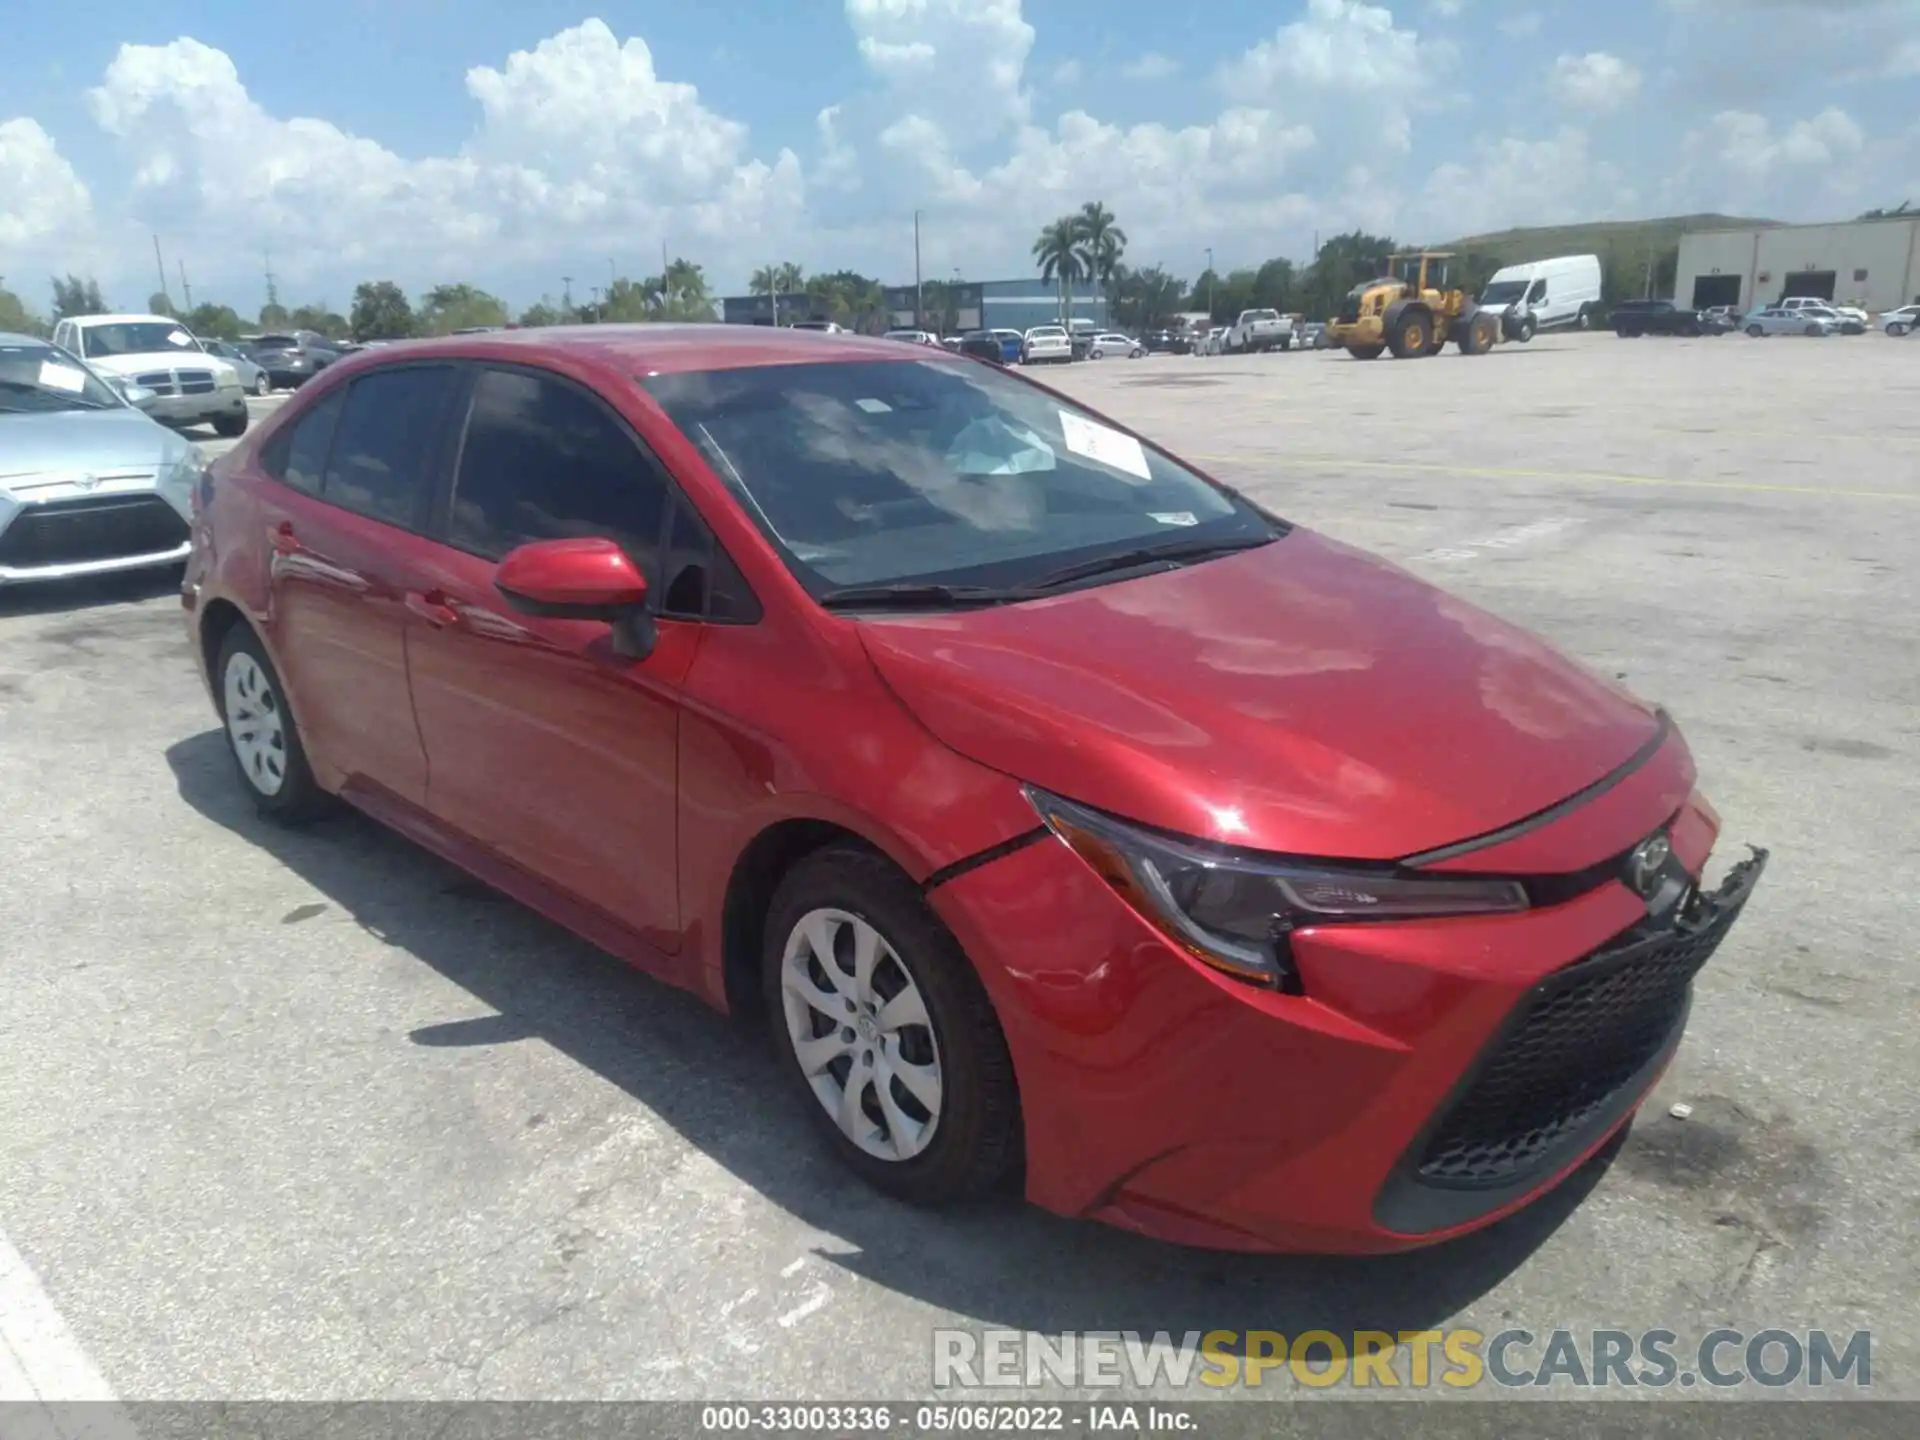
left=182, top=326, right=1766, bottom=1253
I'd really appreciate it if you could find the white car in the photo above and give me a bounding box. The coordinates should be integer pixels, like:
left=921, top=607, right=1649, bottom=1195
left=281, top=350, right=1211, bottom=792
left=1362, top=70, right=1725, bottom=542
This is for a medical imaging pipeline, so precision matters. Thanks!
left=1195, top=326, right=1227, bottom=356
left=1021, top=325, right=1073, bottom=364
left=1086, top=331, right=1143, bottom=359
left=1876, top=304, right=1920, bottom=336
left=790, top=320, right=848, bottom=333
left=1778, top=296, right=1866, bottom=333
left=1224, top=309, right=1295, bottom=353
left=882, top=329, right=939, bottom=346
left=1743, top=305, right=1836, bottom=337
left=49, top=314, right=249, bottom=437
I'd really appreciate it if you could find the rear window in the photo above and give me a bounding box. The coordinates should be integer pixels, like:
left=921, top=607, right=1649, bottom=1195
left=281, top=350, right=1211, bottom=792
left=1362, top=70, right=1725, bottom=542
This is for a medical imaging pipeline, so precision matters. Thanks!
left=254, top=335, right=299, bottom=348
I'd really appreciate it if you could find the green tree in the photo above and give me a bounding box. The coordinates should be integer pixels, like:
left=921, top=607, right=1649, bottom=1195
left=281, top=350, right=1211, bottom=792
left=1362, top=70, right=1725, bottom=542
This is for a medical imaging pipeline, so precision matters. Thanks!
left=50, top=274, right=108, bottom=320
left=1251, top=257, right=1295, bottom=310
left=148, top=291, right=178, bottom=318
left=417, top=282, right=510, bottom=335
left=1074, top=201, right=1127, bottom=306
left=289, top=303, right=349, bottom=337
left=1033, top=215, right=1084, bottom=326
left=259, top=302, right=290, bottom=330
left=517, top=297, right=566, bottom=328
left=1293, top=231, right=1398, bottom=321
left=598, top=278, right=655, bottom=323
left=645, top=258, right=714, bottom=321
left=1109, top=264, right=1188, bottom=332
left=184, top=303, right=245, bottom=340
left=349, top=281, right=415, bottom=341
left=0, top=283, right=48, bottom=336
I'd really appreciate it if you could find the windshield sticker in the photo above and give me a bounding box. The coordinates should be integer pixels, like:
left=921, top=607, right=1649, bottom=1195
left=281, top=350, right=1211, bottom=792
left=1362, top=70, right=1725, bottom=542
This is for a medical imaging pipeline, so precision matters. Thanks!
left=1059, top=411, right=1150, bottom=481
left=167, top=329, right=192, bottom=347
left=38, top=361, right=87, bottom=393
left=854, top=397, right=892, bottom=413
left=1149, top=511, right=1199, bottom=527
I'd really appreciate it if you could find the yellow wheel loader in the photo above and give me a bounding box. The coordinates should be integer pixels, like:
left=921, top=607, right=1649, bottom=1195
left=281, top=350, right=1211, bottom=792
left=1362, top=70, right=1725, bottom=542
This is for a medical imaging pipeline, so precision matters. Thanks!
left=1324, top=252, right=1502, bottom=361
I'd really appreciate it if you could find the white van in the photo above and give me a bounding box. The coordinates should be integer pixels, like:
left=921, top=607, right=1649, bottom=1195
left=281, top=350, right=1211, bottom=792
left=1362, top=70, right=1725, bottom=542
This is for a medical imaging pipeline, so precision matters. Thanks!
left=1477, top=254, right=1603, bottom=338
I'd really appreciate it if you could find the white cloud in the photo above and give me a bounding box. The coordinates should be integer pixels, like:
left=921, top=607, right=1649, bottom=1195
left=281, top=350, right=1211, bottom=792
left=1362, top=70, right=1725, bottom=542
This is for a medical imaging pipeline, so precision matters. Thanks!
left=815, top=105, right=861, bottom=191
left=1429, top=0, right=1467, bottom=15
left=1550, top=52, right=1643, bottom=113
left=80, top=23, right=802, bottom=294
left=1697, top=106, right=1866, bottom=178
left=845, top=0, right=1035, bottom=142
left=1050, top=59, right=1084, bottom=85
left=1119, top=52, right=1179, bottom=80
left=0, top=118, right=93, bottom=254
left=1417, top=127, right=1635, bottom=239
left=1499, top=11, right=1543, bottom=37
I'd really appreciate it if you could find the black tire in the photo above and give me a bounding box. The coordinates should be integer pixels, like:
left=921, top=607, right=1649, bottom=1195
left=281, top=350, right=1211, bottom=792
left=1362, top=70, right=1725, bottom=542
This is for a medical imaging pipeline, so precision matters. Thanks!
left=1805, top=324, right=1822, bottom=337
left=1457, top=313, right=1498, bottom=355
left=1575, top=306, right=1592, bottom=331
left=1747, top=324, right=1764, bottom=337
left=1347, top=343, right=1385, bottom=360
left=212, top=410, right=249, bottom=438
left=1278, top=337, right=1292, bottom=352
left=1516, top=315, right=1536, bottom=343
left=1386, top=310, right=1430, bottom=359
left=253, top=373, right=271, bottom=396
left=213, top=624, right=332, bottom=822
left=764, top=846, right=1021, bottom=1205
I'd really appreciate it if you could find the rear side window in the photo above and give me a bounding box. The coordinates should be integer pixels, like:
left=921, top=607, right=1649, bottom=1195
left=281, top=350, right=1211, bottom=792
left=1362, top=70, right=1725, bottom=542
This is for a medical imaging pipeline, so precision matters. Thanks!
left=259, top=388, right=346, bottom=496
left=323, top=366, right=458, bottom=528
left=448, top=367, right=669, bottom=571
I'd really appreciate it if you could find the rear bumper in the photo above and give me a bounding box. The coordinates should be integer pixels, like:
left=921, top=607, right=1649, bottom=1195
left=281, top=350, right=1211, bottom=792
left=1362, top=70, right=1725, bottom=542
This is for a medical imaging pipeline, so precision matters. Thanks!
left=929, top=790, right=1761, bottom=1254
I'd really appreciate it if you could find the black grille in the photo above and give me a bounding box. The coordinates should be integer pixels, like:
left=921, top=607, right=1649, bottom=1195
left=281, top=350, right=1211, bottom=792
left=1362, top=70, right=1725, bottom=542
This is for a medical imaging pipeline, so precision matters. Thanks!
left=135, top=371, right=177, bottom=395
left=1337, top=298, right=1361, bottom=323
left=0, top=495, right=188, bottom=569
left=178, top=370, right=216, bottom=394
left=1414, top=906, right=1743, bottom=1187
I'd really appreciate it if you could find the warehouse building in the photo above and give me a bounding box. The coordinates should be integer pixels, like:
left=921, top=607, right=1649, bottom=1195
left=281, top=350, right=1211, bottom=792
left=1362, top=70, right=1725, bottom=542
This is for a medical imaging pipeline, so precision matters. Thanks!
left=1676, top=215, right=1920, bottom=314
left=721, top=278, right=1109, bottom=333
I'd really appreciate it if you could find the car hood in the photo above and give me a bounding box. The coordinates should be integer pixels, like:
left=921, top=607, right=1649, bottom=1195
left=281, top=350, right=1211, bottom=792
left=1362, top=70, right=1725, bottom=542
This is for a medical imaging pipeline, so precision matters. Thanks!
left=87, top=351, right=238, bottom=382
left=0, top=405, right=194, bottom=483
left=857, top=530, right=1661, bottom=861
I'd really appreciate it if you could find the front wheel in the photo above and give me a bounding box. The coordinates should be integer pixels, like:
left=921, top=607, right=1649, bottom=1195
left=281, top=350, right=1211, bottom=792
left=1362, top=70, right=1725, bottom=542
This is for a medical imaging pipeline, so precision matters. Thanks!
left=1747, top=324, right=1764, bottom=337
left=1888, top=323, right=1908, bottom=337
left=215, top=625, right=331, bottom=821
left=252, top=373, right=271, bottom=396
left=1346, top=343, right=1385, bottom=360
left=1575, top=306, right=1593, bottom=331
left=1516, top=316, right=1536, bottom=343
left=212, top=409, right=249, bottom=438
left=765, top=847, right=1021, bottom=1205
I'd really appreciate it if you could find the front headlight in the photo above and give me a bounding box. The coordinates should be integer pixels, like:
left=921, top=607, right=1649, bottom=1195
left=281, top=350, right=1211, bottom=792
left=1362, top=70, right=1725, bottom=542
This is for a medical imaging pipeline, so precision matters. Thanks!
left=1027, top=789, right=1528, bottom=988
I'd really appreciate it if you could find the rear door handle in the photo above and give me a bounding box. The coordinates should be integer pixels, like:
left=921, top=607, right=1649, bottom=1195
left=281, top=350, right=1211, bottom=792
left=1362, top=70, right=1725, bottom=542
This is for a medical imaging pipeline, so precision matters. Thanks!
left=405, top=589, right=459, bottom=627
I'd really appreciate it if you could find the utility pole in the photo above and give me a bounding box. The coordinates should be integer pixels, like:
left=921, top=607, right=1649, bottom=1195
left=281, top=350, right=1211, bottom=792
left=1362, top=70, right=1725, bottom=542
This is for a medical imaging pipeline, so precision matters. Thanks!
left=263, top=250, right=279, bottom=316
left=608, top=257, right=617, bottom=294
left=1643, top=245, right=1655, bottom=300
left=178, top=260, right=193, bottom=313
left=1205, top=247, right=1215, bottom=320
left=152, top=234, right=171, bottom=310
left=562, top=276, right=574, bottom=313
left=913, top=210, right=924, bottom=330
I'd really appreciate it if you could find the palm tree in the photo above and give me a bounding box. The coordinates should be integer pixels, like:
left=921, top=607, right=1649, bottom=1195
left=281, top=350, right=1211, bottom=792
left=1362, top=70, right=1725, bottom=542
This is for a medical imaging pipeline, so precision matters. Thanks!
left=1033, top=215, right=1084, bottom=327
left=1075, top=201, right=1127, bottom=315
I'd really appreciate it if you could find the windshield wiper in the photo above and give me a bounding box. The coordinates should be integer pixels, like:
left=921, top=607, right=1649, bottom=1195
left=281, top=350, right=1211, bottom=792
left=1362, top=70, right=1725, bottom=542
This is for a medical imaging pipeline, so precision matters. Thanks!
left=1028, top=533, right=1278, bottom=591
left=818, top=581, right=1042, bottom=611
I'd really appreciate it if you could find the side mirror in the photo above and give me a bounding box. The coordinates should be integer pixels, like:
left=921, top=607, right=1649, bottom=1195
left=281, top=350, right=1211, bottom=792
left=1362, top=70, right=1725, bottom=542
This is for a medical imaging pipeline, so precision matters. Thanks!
left=494, top=537, right=656, bottom=660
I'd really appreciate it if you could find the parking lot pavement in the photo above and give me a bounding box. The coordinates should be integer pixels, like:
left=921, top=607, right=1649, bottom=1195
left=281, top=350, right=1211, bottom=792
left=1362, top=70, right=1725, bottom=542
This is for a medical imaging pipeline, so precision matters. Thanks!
left=1, top=333, right=1915, bottom=1405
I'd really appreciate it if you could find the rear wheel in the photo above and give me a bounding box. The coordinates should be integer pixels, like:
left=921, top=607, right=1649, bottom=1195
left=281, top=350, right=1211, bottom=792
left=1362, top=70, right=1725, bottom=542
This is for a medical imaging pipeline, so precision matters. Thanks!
left=1346, top=343, right=1385, bottom=360
left=765, top=846, right=1021, bottom=1205
left=1747, top=324, right=1764, bottom=337
left=1457, top=313, right=1498, bottom=355
left=1804, top=324, right=1822, bottom=337
left=252, top=373, right=271, bottom=396
left=1575, top=306, right=1594, bottom=331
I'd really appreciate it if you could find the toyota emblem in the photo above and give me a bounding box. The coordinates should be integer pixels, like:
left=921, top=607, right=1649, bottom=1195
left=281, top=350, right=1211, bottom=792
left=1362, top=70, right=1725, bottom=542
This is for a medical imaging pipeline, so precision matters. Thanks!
left=1627, top=832, right=1672, bottom=897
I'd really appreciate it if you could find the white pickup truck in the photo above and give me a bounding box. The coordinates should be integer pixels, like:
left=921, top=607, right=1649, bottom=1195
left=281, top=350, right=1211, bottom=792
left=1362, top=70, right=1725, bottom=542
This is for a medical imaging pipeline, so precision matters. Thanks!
left=1224, top=309, right=1297, bottom=353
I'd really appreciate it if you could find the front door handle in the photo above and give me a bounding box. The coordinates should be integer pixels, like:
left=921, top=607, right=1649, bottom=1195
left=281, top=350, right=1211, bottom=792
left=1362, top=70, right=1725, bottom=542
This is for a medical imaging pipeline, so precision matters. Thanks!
left=405, top=589, right=459, bottom=627
left=270, top=521, right=299, bottom=555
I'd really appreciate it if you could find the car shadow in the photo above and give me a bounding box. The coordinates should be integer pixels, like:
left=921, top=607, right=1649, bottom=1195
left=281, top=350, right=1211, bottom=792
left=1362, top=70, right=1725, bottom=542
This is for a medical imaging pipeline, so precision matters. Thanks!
left=0, top=564, right=183, bottom=619
left=165, top=727, right=1614, bottom=1342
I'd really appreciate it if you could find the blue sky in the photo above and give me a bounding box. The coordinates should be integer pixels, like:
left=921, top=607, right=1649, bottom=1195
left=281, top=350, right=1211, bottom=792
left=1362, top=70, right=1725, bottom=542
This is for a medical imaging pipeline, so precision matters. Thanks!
left=3, top=0, right=1915, bottom=317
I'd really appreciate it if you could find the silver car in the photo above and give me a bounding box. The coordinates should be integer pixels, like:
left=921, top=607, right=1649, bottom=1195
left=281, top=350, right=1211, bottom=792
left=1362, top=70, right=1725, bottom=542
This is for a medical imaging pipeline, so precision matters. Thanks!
left=199, top=339, right=273, bottom=395
left=0, top=332, right=204, bottom=585
left=1744, top=305, right=1836, bottom=337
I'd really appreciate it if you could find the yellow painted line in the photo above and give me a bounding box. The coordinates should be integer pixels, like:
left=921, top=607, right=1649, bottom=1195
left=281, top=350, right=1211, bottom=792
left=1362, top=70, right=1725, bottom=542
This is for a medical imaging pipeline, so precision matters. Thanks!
left=1185, top=453, right=1919, bottom=504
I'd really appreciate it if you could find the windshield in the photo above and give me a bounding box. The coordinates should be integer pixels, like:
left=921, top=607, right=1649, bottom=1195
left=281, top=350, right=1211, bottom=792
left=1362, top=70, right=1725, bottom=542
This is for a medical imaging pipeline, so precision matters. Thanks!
left=642, top=359, right=1273, bottom=595
left=79, top=322, right=200, bottom=359
left=1028, top=327, right=1065, bottom=338
left=1244, top=310, right=1278, bottom=322
left=1480, top=280, right=1528, bottom=304
left=0, top=341, right=122, bottom=413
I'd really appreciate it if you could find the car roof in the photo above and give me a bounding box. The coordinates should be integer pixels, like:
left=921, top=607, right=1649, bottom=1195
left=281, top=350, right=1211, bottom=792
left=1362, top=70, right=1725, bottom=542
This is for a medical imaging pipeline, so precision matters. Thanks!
left=65, top=313, right=182, bottom=327
left=0, top=330, right=55, bottom=346
left=319, top=323, right=943, bottom=377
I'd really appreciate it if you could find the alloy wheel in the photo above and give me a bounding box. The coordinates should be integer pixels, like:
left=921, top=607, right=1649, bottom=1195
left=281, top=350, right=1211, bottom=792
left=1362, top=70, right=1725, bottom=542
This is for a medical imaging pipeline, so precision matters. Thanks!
left=780, top=907, right=943, bottom=1162
left=224, top=651, right=288, bottom=796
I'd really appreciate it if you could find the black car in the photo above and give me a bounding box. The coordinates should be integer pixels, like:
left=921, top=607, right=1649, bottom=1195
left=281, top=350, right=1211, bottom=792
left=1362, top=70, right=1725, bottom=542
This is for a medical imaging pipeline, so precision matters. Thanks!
left=1611, top=300, right=1704, bottom=337
left=249, top=330, right=342, bottom=386
left=956, top=331, right=1008, bottom=365
left=1143, top=328, right=1192, bottom=355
